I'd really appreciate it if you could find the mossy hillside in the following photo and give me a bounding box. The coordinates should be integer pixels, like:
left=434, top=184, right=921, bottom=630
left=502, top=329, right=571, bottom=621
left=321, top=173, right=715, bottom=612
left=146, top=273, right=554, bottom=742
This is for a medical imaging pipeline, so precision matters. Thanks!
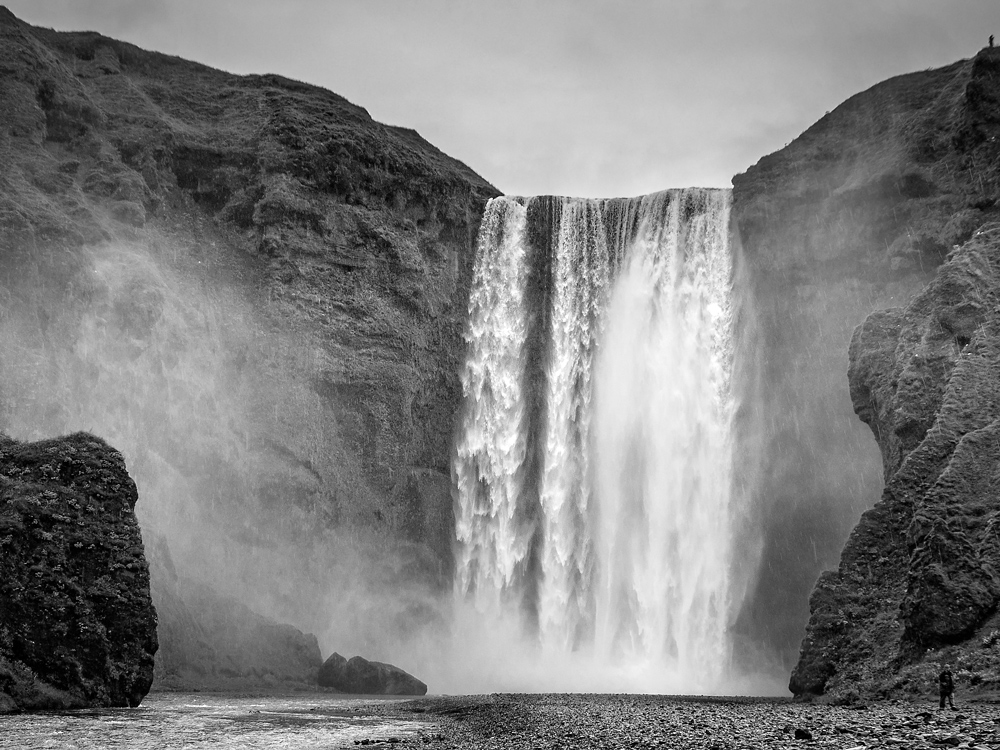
left=0, top=431, right=157, bottom=711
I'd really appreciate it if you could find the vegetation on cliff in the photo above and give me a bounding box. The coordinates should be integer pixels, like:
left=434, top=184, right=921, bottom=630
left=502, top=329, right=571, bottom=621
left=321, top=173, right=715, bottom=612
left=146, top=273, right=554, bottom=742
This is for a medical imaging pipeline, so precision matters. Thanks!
left=0, top=432, right=157, bottom=712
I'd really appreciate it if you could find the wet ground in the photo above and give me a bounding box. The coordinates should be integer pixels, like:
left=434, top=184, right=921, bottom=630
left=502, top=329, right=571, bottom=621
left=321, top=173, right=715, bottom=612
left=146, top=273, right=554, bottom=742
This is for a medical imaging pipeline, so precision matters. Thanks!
left=0, top=693, right=426, bottom=749
left=412, top=693, right=1000, bottom=749
left=2, top=692, right=999, bottom=749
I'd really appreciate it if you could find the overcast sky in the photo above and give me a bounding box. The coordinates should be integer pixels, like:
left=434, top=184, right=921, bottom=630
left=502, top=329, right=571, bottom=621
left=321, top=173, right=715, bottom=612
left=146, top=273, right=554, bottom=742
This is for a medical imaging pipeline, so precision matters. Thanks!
left=6, top=1, right=998, bottom=197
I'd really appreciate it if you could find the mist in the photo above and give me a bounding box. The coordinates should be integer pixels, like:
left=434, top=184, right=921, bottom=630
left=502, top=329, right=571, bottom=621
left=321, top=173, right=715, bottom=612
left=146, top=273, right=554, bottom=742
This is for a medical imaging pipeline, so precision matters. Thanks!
left=0, top=233, right=448, bottom=679
left=446, top=191, right=796, bottom=696
left=0, top=213, right=877, bottom=697
left=0, top=204, right=882, bottom=697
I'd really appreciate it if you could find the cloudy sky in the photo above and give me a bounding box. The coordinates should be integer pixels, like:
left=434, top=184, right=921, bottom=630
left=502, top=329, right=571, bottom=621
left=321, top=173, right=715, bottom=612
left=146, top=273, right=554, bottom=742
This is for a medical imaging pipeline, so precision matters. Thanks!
left=7, top=1, right=997, bottom=197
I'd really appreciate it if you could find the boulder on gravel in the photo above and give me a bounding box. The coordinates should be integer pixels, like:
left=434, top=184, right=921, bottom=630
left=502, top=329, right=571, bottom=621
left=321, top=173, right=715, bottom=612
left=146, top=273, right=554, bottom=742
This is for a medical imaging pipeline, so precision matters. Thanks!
left=317, top=652, right=427, bottom=695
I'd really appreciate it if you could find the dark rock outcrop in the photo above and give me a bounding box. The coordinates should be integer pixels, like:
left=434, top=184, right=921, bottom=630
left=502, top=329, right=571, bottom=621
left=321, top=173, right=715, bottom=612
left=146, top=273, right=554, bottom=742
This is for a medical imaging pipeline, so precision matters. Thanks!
left=0, top=6, right=497, bottom=670
left=0, top=432, right=157, bottom=712
left=317, top=652, right=427, bottom=695
left=731, top=45, right=1000, bottom=669
left=790, top=223, right=1000, bottom=700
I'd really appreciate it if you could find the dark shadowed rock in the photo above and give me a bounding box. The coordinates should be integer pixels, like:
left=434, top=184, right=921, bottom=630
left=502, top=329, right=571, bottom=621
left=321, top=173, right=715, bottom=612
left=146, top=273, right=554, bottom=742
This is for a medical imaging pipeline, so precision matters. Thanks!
left=318, top=652, right=427, bottom=695
left=0, top=432, right=158, bottom=712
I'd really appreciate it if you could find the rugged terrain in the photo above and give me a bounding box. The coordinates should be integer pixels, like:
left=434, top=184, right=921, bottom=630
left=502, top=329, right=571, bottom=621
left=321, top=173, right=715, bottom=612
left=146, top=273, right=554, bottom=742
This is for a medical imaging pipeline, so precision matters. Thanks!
left=149, top=534, right=323, bottom=690
left=317, top=652, right=427, bottom=695
left=731, top=45, right=1000, bottom=672
left=4, top=4, right=1000, bottom=701
left=409, top=694, right=1000, bottom=750
left=0, top=432, right=157, bottom=711
left=6, top=693, right=1000, bottom=749
left=0, top=5, right=496, bottom=687
left=789, top=222, right=1000, bottom=701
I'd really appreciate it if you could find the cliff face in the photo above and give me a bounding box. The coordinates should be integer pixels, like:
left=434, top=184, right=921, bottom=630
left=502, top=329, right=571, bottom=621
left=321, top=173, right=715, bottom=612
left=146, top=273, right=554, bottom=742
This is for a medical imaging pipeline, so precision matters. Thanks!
left=791, top=223, right=1000, bottom=700
left=0, top=432, right=157, bottom=712
left=0, top=6, right=497, bottom=670
left=731, top=46, right=1000, bottom=670
left=146, top=533, right=323, bottom=690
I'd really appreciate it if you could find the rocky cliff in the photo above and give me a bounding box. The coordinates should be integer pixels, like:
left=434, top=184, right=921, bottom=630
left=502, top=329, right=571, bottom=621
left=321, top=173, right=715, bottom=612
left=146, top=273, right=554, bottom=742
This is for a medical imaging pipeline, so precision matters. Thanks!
left=5, top=4, right=1000, bottom=697
left=731, top=45, right=1000, bottom=672
left=790, top=223, right=1000, bottom=701
left=147, top=533, right=323, bottom=690
left=0, top=5, right=497, bottom=678
left=0, top=432, right=157, bottom=712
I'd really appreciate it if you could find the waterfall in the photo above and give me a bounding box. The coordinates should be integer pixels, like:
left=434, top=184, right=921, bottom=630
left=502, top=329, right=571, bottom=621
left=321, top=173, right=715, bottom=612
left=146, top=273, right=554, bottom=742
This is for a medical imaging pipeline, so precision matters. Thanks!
left=453, top=189, right=737, bottom=691
left=453, top=198, right=532, bottom=611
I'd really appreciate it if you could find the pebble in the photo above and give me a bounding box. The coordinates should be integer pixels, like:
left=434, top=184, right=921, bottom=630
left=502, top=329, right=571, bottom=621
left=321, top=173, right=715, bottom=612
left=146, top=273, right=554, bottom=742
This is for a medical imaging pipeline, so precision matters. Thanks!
left=369, top=694, right=1000, bottom=750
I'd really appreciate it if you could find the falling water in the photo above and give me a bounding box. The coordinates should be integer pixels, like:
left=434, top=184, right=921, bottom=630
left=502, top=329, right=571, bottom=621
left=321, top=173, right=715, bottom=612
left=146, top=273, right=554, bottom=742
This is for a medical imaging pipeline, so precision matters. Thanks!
left=453, top=189, right=736, bottom=691
left=453, top=198, right=532, bottom=612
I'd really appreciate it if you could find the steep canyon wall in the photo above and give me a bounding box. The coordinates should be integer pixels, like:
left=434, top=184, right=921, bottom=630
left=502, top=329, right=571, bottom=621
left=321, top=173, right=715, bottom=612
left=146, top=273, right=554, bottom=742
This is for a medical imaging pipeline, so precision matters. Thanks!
left=786, top=47, right=1000, bottom=699
left=3, top=3, right=1000, bottom=696
left=0, top=6, right=497, bottom=684
left=733, top=46, right=1000, bottom=677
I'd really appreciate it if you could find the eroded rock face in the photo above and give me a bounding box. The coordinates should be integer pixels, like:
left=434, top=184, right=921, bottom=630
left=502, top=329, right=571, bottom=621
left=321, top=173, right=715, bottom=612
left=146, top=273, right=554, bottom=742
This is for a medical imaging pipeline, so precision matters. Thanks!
left=731, top=45, right=1000, bottom=668
left=147, top=534, right=323, bottom=690
left=791, top=223, right=1000, bottom=700
left=317, top=652, right=427, bottom=695
left=0, top=432, right=157, bottom=712
left=0, top=7, right=497, bottom=667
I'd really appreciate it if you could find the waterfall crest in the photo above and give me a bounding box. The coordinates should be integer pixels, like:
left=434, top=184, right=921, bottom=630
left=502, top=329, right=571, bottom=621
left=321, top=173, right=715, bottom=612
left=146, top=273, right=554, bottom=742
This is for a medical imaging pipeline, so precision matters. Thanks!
left=453, top=189, right=738, bottom=691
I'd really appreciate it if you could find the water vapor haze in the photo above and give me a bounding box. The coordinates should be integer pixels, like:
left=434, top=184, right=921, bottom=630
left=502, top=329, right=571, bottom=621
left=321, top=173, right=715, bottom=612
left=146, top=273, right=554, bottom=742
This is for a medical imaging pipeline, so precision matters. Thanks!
left=0, top=235, right=443, bottom=677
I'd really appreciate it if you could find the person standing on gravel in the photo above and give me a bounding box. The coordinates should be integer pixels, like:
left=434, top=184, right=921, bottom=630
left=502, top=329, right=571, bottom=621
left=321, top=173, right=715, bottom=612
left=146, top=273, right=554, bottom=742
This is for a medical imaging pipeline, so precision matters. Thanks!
left=938, top=668, right=955, bottom=709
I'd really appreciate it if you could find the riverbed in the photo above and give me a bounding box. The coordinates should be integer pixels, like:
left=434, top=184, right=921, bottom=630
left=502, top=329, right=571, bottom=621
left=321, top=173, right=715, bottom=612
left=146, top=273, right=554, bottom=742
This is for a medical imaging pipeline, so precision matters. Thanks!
left=2, top=692, right=999, bottom=749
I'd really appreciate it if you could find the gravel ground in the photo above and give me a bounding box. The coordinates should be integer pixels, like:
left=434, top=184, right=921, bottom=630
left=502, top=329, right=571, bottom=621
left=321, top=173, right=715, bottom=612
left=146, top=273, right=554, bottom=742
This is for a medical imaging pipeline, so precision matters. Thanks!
left=355, top=694, right=1000, bottom=750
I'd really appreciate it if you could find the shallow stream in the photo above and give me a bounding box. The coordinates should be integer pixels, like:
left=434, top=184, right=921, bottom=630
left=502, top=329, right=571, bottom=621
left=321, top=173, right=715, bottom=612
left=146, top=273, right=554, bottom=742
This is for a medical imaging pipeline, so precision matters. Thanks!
left=0, top=693, right=430, bottom=750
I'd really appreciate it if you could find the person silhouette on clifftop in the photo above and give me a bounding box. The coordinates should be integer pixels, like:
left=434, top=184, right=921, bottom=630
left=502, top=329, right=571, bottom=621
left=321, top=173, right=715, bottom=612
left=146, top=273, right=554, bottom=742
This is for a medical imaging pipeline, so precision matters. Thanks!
left=990, top=34, right=994, bottom=47
left=938, top=668, right=955, bottom=710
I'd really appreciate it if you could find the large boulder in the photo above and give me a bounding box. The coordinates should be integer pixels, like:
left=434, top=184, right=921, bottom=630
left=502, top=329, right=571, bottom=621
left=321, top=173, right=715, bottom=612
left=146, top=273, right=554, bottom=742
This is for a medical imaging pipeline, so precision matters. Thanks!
left=318, top=652, right=427, bottom=695
left=0, top=432, right=158, bottom=712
